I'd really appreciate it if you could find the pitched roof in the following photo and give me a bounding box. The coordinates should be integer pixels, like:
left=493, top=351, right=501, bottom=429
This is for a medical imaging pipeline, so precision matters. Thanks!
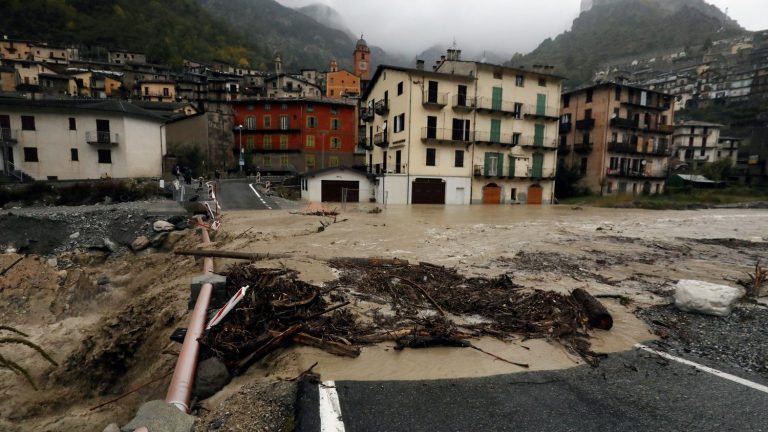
left=0, top=98, right=167, bottom=122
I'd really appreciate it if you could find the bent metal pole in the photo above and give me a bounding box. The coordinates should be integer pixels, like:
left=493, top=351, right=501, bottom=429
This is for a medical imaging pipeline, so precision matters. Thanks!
left=165, top=225, right=215, bottom=412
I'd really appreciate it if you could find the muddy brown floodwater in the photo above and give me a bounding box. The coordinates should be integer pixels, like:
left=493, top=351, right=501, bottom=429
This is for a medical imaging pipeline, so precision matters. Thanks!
left=2, top=204, right=767, bottom=431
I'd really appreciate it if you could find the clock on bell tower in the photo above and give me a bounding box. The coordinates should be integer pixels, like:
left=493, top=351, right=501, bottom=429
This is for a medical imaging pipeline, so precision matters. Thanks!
left=353, top=35, right=371, bottom=80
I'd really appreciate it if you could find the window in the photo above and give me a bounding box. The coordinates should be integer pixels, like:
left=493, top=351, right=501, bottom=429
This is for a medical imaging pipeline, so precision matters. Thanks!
left=452, top=118, right=471, bottom=141
left=163, top=87, right=169, bottom=97
left=397, top=81, right=404, bottom=95
left=307, top=116, right=317, bottom=128
left=330, top=137, right=341, bottom=149
left=493, top=69, right=503, bottom=79
left=561, top=113, right=571, bottom=124
left=23, top=147, right=38, bottom=162
left=513, top=103, right=523, bottom=119
left=70, top=148, right=78, bottom=161
left=586, top=89, right=593, bottom=103
left=515, top=75, right=524, bottom=87
left=263, top=135, right=272, bottom=149
left=306, top=154, right=316, bottom=169
left=307, top=104, right=314, bottom=112
left=580, top=157, right=588, bottom=175
left=512, top=133, right=521, bottom=146
left=279, top=116, right=290, bottom=130
left=306, top=135, right=315, bottom=148
left=263, top=155, right=272, bottom=167
left=97, top=149, right=112, bottom=164
left=247, top=136, right=254, bottom=148
left=264, top=103, right=272, bottom=110
left=280, top=135, right=288, bottom=149
left=426, top=148, right=436, bottom=166
left=538, top=78, right=546, bottom=87
left=563, top=94, right=570, bottom=108
left=331, top=118, right=340, bottom=130
left=68, top=117, right=76, bottom=130
left=280, top=156, right=289, bottom=167
left=144, top=87, right=149, bottom=96
left=585, top=109, right=592, bottom=119
left=329, top=156, right=339, bottom=168
left=281, top=103, right=287, bottom=110
left=394, top=113, right=405, bottom=133
left=263, top=115, right=272, bottom=128
left=21, top=116, right=35, bottom=131
left=245, top=116, right=256, bottom=129
left=615, top=86, right=621, bottom=101
left=331, top=106, right=338, bottom=115
left=455, top=150, right=464, bottom=168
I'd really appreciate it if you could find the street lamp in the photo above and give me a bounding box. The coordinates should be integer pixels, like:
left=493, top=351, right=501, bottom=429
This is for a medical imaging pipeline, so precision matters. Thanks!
left=237, top=124, right=244, bottom=174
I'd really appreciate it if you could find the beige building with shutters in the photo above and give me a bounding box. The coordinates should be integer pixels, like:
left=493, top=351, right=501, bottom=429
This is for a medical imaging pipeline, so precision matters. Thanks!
left=361, top=49, right=563, bottom=205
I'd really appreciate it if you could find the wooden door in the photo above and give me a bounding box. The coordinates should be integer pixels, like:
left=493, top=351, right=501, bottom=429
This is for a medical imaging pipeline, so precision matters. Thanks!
left=528, top=184, right=543, bottom=205
left=483, top=184, right=502, bottom=204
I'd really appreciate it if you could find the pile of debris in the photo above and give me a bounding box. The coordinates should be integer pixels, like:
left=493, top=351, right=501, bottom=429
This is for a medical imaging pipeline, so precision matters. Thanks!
left=200, top=260, right=613, bottom=374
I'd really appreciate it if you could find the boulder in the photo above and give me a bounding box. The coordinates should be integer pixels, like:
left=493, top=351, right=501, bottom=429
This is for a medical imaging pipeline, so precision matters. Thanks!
left=121, top=400, right=194, bottom=432
left=193, top=357, right=231, bottom=400
left=102, top=423, right=120, bottom=432
left=69, top=232, right=80, bottom=239
left=153, top=220, right=176, bottom=232
left=674, top=280, right=744, bottom=317
left=131, top=236, right=151, bottom=252
left=103, top=237, right=119, bottom=253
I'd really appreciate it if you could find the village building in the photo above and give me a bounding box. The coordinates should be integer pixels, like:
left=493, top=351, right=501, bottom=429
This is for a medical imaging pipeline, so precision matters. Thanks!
left=0, top=98, right=167, bottom=181
left=559, top=82, right=675, bottom=196
left=108, top=50, right=148, bottom=65
left=231, top=98, right=360, bottom=175
left=299, top=166, right=373, bottom=203
left=326, top=60, right=361, bottom=99
left=672, top=121, right=726, bottom=168
left=362, top=49, right=563, bottom=205
left=138, top=79, right=177, bottom=103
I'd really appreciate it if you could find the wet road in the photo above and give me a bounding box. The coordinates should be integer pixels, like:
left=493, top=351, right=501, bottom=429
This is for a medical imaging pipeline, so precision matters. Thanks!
left=216, top=179, right=279, bottom=210
left=296, top=347, right=768, bottom=432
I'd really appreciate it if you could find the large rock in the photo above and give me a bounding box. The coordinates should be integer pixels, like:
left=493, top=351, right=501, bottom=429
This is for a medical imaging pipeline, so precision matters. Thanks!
left=153, top=220, right=176, bottom=232
left=103, top=237, right=119, bottom=253
left=193, top=357, right=231, bottom=400
left=674, top=280, right=744, bottom=317
left=121, top=400, right=195, bottom=432
left=131, top=236, right=151, bottom=252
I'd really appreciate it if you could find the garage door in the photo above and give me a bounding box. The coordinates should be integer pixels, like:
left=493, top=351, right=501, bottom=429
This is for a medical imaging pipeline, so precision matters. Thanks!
left=483, top=183, right=502, bottom=204
left=321, top=180, right=359, bottom=202
left=527, top=184, right=543, bottom=205
left=411, top=178, right=446, bottom=204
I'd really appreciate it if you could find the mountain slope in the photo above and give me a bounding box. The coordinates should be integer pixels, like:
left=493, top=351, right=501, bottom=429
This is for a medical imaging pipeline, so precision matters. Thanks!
left=296, top=3, right=355, bottom=39
left=514, top=0, right=745, bottom=86
left=0, top=0, right=268, bottom=68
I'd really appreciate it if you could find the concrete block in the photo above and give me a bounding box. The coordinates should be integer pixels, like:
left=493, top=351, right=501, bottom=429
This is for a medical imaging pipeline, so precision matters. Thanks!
left=121, top=400, right=194, bottom=432
left=189, top=274, right=228, bottom=310
left=674, top=280, right=744, bottom=317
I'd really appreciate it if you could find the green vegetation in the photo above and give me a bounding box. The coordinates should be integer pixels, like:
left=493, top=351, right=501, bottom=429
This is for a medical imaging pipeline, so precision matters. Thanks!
left=0, top=0, right=269, bottom=68
left=555, top=163, right=591, bottom=199
left=560, top=186, right=768, bottom=210
left=515, top=0, right=744, bottom=86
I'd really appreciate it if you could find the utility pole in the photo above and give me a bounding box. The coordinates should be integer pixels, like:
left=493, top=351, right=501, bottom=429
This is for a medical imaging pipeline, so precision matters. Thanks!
left=237, top=124, right=244, bottom=174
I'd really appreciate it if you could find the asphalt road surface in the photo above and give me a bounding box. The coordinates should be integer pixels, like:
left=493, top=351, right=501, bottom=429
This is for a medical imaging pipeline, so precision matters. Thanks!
left=296, top=346, right=768, bottom=432
left=216, top=180, right=279, bottom=210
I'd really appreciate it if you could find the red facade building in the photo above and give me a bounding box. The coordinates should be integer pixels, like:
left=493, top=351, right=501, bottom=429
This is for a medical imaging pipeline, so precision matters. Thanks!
left=232, top=98, right=361, bottom=174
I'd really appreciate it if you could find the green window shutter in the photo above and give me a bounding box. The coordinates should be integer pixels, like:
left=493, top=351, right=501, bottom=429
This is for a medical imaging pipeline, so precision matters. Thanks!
left=492, top=87, right=503, bottom=111
left=534, top=124, right=545, bottom=147
left=490, top=119, right=501, bottom=143
left=484, top=152, right=491, bottom=176
left=536, top=94, right=546, bottom=116
left=496, top=152, right=504, bottom=176
left=532, top=153, right=544, bottom=178
left=508, top=156, right=515, bottom=177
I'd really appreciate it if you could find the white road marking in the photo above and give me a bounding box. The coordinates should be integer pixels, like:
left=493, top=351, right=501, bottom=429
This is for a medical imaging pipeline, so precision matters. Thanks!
left=248, top=183, right=272, bottom=210
left=319, top=380, right=346, bottom=432
left=635, top=343, right=768, bottom=394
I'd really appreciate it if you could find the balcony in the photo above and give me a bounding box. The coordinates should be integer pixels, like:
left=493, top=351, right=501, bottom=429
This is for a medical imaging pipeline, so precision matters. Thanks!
left=622, top=98, right=671, bottom=111
left=559, top=122, right=572, bottom=135
left=518, top=136, right=558, bottom=151
left=373, top=131, right=388, bottom=148
left=423, top=91, right=448, bottom=108
left=644, top=123, right=675, bottom=135
left=608, top=142, right=671, bottom=156
left=524, top=105, right=560, bottom=121
left=606, top=168, right=666, bottom=179
left=575, top=118, right=595, bottom=130
left=473, top=164, right=504, bottom=178
left=421, top=127, right=473, bottom=144
left=517, top=168, right=556, bottom=180
left=452, top=94, right=477, bottom=111
left=374, top=99, right=389, bottom=115
left=360, top=107, right=374, bottom=122
left=573, top=142, right=593, bottom=153
left=358, top=137, right=373, bottom=151
left=476, top=97, right=522, bottom=117
left=558, top=143, right=571, bottom=154
left=236, top=126, right=301, bottom=133
left=86, top=131, right=119, bottom=146
left=0, top=128, right=19, bottom=144
left=473, top=131, right=517, bottom=147
left=610, top=117, right=639, bottom=130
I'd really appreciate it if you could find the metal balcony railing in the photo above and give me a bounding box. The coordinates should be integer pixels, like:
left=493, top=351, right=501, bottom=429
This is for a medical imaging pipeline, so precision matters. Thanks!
left=360, top=107, right=374, bottom=122
left=606, top=168, right=666, bottom=179
left=423, top=91, right=448, bottom=107
left=86, top=131, right=119, bottom=146
left=518, top=136, right=558, bottom=149
left=374, top=99, right=389, bottom=115
left=420, top=127, right=473, bottom=143
left=452, top=94, right=477, bottom=110
left=0, top=128, right=19, bottom=143
left=473, top=131, right=517, bottom=147
left=524, top=104, right=560, bottom=119
left=373, top=131, right=388, bottom=147
left=573, top=142, right=593, bottom=153
left=559, top=122, right=572, bottom=135
left=610, top=117, right=638, bottom=129
left=575, top=118, right=595, bottom=130
left=476, top=97, right=522, bottom=117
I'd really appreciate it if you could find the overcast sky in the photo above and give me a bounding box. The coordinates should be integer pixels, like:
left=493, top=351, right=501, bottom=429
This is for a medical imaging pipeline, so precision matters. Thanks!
left=276, top=0, right=768, bottom=57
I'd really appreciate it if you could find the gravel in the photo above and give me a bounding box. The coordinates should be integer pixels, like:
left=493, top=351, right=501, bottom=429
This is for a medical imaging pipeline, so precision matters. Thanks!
left=194, top=380, right=297, bottom=432
left=638, top=304, right=768, bottom=379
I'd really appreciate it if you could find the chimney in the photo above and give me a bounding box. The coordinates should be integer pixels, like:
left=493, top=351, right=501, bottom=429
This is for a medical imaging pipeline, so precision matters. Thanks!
left=416, top=59, right=424, bottom=70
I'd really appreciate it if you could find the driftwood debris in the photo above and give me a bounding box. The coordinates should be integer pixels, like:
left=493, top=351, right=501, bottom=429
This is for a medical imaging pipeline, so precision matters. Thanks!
left=235, top=324, right=303, bottom=374
left=0, top=256, right=24, bottom=277
left=571, top=288, right=613, bottom=330
left=293, top=333, right=360, bottom=358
